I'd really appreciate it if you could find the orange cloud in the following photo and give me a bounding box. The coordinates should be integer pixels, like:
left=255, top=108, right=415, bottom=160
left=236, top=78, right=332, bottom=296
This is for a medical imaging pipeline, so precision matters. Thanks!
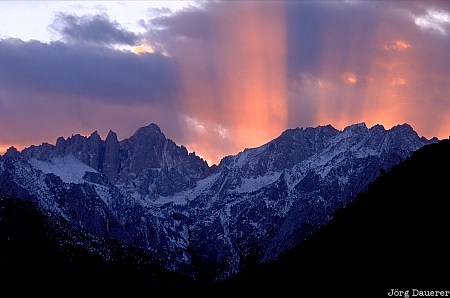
left=342, top=72, right=358, bottom=85
left=133, top=44, right=154, bottom=54
left=308, top=17, right=422, bottom=134
left=384, top=39, right=412, bottom=51
left=391, top=77, right=407, bottom=86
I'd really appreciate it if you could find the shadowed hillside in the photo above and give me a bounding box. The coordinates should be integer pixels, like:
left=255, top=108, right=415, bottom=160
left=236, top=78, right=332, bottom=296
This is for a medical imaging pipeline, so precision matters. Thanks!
left=0, top=192, right=197, bottom=297
left=223, top=139, right=450, bottom=297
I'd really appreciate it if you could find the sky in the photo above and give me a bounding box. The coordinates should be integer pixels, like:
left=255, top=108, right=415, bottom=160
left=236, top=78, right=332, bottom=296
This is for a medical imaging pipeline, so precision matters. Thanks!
left=0, top=1, right=449, bottom=165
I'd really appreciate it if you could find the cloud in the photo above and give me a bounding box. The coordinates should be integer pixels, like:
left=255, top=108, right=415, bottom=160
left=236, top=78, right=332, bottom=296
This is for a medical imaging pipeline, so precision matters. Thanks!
left=0, top=38, right=179, bottom=103
left=391, top=78, right=407, bottom=86
left=0, top=37, right=186, bottom=154
left=413, top=8, right=450, bottom=35
left=146, top=1, right=289, bottom=162
left=384, top=40, right=413, bottom=51
left=2, top=1, right=450, bottom=164
left=146, top=6, right=212, bottom=40
left=342, top=72, right=358, bottom=85
left=0, top=88, right=183, bottom=156
left=133, top=44, right=155, bottom=54
left=282, top=1, right=450, bottom=138
left=180, top=114, right=233, bottom=165
left=50, top=13, right=139, bottom=45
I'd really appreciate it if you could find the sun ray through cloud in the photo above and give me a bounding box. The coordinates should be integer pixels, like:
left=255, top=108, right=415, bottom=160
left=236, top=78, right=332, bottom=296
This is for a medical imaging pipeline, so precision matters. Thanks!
left=0, top=1, right=449, bottom=163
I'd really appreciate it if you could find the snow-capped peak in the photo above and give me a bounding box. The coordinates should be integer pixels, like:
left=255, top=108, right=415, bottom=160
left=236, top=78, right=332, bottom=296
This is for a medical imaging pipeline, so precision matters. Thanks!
left=0, top=122, right=437, bottom=280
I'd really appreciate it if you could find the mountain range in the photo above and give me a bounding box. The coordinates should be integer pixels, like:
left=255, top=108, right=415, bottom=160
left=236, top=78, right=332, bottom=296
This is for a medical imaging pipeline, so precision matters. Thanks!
left=0, top=122, right=438, bottom=283
left=223, top=137, right=450, bottom=297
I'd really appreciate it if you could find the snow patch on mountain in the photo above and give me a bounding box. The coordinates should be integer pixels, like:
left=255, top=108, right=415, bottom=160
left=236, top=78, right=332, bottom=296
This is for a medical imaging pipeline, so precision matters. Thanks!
left=28, top=155, right=98, bottom=184
left=236, top=172, right=281, bottom=193
left=234, top=145, right=267, bottom=167
left=93, top=184, right=112, bottom=205
left=146, top=172, right=223, bottom=206
left=151, top=194, right=188, bottom=206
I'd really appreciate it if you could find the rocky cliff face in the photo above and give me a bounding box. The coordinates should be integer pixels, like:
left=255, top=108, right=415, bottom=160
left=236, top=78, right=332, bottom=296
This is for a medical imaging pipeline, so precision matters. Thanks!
left=20, top=123, right=210, bottom=197
left=118, top=124, right=210, bottom=197
left=103, top=130, right=120, bottom=184
left=0, top=122, right=437, bottom=279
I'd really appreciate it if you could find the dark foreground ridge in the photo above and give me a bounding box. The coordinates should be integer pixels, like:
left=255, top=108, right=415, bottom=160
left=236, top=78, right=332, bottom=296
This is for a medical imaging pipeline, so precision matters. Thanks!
left=0, top=191, right=197, bottom=297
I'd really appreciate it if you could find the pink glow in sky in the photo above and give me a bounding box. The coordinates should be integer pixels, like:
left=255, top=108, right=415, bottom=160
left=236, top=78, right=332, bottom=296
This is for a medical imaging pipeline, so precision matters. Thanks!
left=0, top=1, right=449, bottom=164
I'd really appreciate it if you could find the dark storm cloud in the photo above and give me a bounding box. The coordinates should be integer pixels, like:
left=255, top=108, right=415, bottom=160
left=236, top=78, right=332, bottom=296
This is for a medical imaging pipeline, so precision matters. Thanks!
left=51, top=13, right=139, bottom=45
left=0, top=38, right=179, bottom=103
left=149, top=7, right=213, bottom=40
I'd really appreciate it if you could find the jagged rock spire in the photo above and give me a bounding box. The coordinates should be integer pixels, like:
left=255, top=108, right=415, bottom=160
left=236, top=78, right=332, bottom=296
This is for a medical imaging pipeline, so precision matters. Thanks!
left=103, top=130, right=120, bottom=184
